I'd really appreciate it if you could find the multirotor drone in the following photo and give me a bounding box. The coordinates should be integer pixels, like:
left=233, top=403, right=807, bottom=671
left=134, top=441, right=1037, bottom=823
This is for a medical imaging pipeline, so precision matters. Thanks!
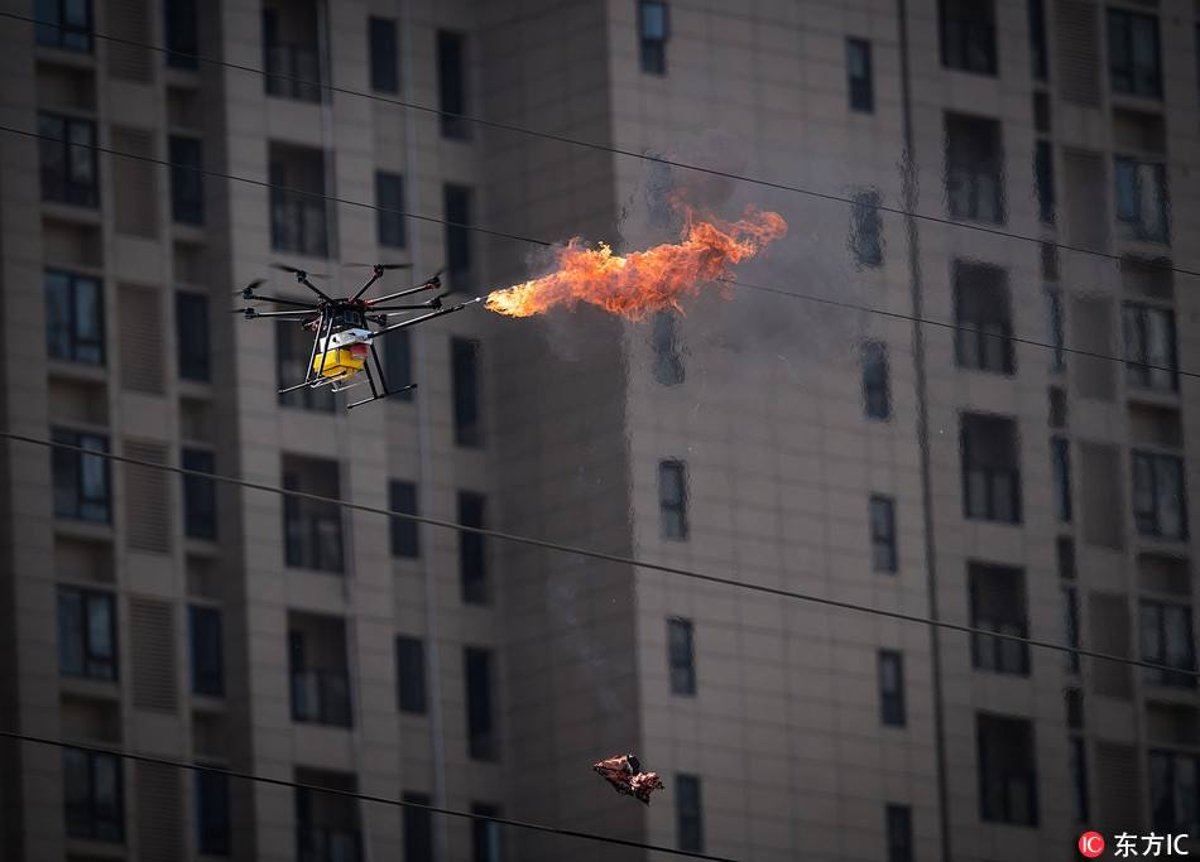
left=234, top=262, right=481, bottom=410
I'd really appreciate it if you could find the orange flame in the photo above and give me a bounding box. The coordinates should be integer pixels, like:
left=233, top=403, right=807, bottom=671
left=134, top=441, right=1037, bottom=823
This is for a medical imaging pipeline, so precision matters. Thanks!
left=484, top=206, right=787, bottom=320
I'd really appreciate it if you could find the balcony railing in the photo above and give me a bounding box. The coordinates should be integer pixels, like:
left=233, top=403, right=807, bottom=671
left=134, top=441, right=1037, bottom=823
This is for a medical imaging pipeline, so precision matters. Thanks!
left=291, top=668, right=352, bottom=727
left=265, top=43, right=322, bottom=102
left=298, top=826, right=361, bottom=862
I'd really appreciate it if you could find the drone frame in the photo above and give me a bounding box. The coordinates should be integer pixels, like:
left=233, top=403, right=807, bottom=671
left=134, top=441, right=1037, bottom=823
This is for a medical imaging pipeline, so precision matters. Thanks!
left=236, top=263, right=476, bottom=410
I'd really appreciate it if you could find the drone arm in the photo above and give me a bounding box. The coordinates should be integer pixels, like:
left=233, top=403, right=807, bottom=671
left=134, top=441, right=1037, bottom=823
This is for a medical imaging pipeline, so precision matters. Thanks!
left=350, top=270, right=384, bottom=301
left=240, top=309, right=318, bottom=319
left=370, top=298, right=482, bottom=338
left=297, top=274, right=334, bottom=302
left=245, top=294, right=321, bottom=309
left=365, top=303, right=437, bottom=312
left=366, top=283, right=437, bottom=304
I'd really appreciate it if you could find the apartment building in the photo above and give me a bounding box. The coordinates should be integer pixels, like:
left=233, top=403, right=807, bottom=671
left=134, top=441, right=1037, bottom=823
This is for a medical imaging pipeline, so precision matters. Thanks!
left=0, top=1, right=1197, bottom=861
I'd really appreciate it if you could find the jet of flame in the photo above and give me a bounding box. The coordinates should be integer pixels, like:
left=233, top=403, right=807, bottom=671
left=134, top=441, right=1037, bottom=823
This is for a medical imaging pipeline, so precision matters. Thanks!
left=484, top=206, right=787, bottom=320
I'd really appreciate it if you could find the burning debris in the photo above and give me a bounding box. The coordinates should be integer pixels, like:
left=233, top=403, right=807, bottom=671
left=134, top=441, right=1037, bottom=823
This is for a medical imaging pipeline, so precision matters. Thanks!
left=593, top=753, right=665, bottom=805
left=485, top=205, right=787, bottom=320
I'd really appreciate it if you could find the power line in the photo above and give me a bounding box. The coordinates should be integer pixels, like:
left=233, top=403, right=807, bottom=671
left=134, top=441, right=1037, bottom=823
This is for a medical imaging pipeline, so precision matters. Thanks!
left=1, top=125, right=1192, bottom=383
left=3, top=9, right=1195, bottom=282
left=0, top=729, right=735, bottom=862
left=3, top=429, right=1192, bottom=680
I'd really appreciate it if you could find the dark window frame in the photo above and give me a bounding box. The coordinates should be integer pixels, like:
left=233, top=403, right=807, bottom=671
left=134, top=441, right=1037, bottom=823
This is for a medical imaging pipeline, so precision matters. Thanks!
left=376, top=171, right=407, bottom=248
left=196, top=768, right=231, bottom=855
left=1123, top=301, right=1178, bottom=391
left=675, top=773, right=703, bottom=852
left=969, top=562, right=1031, bottom=676
left=878, top=650, right=906, bottom=728
left=288, top=629, right=353, bottom=728
left=437, top=30, right=470, bottom=138
left=403, top=791, right=434, bottom=862
left=668, top=617, right=696, bottom=696
left=182, top=447, right=217, bottom=540
left=862, top=340, right=891, bottom=420
left=847, top=38, right=874, bottom=112
left=977, top=713, right=1040, bottom=826
left=189, top=605, right=224, bottom=697
left=945, top=112, right=1005, bottom=224
left=953, top=261, right=1013, bottom=376
left=38, top=112, right=99, bottom=207
left=451, top=336, right=482, bottom=447
left=444, top=184, right=474, bottom=289
left=1114, top=155, right=1169, bottom=243
left=57, top=586, right=117, bottom=681
left=960, top=414, right=1022, bottom=524
left=885, top=803, right=913, bottom=862
left=652, top=311, right=685, bottom=386
left=639, top=1, right=669, bottom=75
left=1140, top=599, right=1197, bottom=688
left=940, top=0, right=997, bottom=75
left=1149, top=750, right=1200, bottom=834
left=175, top=291, right=210, bottom=382
left=282, top=457, right=345, bottom=574
left=1108, top=8, right=1162, bottom=98
left=1052, top=437, right=1072, bottom=523
left=169, top=135, right=204, bottom=224
left=870, top=495, right=898, bottom=573
left=1132, top=450, right=1188, bottom=541
left=659, top=459, right=689, bottom=540
left=471, top=802, right=503, bottom=862
left=1034, top=140, right=1055, bottom=224
left=63, top=746, right=124, bottom=841
left=389, top=480, right=420, bottom=559
left=164, top=0, right=198, bottom=68
left=35, top=0, right=93, bottom=52
left=458, top=491, right=488, bottom=605
left=850, top=189, right=883, bottom=266
left=465, top=647, right=496, bottom=761
left=396, top=635, right=427, bottom=714
left=45, top=269, right=104, bottom=365
left=369, top=16, right=399, bottom=93
left=52, top=428, right=111, bottom=523
left=383, top=330, right=414, bottom=401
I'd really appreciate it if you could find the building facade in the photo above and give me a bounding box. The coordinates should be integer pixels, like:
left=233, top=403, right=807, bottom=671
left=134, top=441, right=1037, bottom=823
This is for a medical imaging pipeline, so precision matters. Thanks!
left=0, top=0, right=1198, bottom=860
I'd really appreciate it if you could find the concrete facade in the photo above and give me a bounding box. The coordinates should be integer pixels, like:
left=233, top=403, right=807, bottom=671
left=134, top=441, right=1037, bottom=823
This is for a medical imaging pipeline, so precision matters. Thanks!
left=0, top=1, right=1198, bottom=861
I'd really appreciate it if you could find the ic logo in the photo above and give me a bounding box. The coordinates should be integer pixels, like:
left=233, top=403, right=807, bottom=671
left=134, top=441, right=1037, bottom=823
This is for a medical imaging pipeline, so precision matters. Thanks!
left=1079, top=832, right=1106, bottom=858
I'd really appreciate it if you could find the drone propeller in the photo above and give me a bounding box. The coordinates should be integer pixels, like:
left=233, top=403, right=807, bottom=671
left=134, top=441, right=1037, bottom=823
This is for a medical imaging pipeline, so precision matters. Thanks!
left=426, top=290, right=452, bottom=309
left=344, top=262, right=413, bottom=270
left=231, top=279, right=267, bottom=299
left=269, top=262, right=327, bottom=278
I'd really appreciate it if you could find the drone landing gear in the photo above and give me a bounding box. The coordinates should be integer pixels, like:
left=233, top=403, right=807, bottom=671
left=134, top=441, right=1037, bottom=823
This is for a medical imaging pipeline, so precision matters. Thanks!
left=346, top=350, right=416, bottom=410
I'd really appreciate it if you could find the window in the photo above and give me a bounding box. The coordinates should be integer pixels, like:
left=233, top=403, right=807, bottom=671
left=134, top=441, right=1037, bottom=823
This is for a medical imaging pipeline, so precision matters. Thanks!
left=164, top=0, right=198, bottom=68
left=1058, top=535, right=1077, bottom=580
left=940, top=0, right=997, bottom=75
left=269, top=143, right=330, bottom=257
left=35, top=0, right=92, bottom=51
left=945, top=113, right=1004, bottom=224
left=639, top=1, right=669, bottom=75
left=652, top=311, right=685, bottom=386
left=1123, top=302, right=1177, bottom=391
left=169, top=136, right=204, bottom=224
left=846, top=38, right=873, bottom=112
left=878, top=650, right=906, bottom=727
left=870, top=495, right=898, bottom=573
left=52, top=428, right=110, bottom=522
left=1109, top=9, right=1162, bottom=97
left=396, top=636, right=426, bottom=714
left=885, top=804, right=913, bottom=862
left=196, top=769, right=230, bottom=856
left=850, top=189, right=883, bottom=266
left=1029, top=0, right=1047, bottom=81
left=969, top=562, right=1030, bottom=675
left=38, top=113, right=98, bottom=207
left=282, top=456, right=344, bottom=573
left=862, top=341, right=891, bottom=420
left=471, top=803, right=502, bottom=862
left=1033, top=91, right=1051, bottom=133
left=1070, top=737, right=1089, bottom=824
left=977, top=713, right=1039, bottom=826
left=45, top=270, right=103, bottom=365
left=288, top=625, right=352, bottom=727
left=668, top=617, right=696, bottom=695
left=459, top=492, right=488, bottom=604
left=63, top=747, right=123, bottom=841
left=1062, top=583, right=1081, bottom=673
left=437, top=31, right=469, bottom=138
left=182, top=448, right=217, bottom=541
left=954, top=262, right=1012, bottom=375
left=1052, top=437, right=1072, bottom=523
left=1141, top=600, right=1197, bottom=688
left=277, top=320, right=334, bottom=411
left=389, top=480, right=419, bottom=559
left=403, top=792, right=433, bottom=862
left=1034, top=141, right=1055, bottom=224
left=384, top=330, right=414, bottom=401
left=444, top=184, right=473, bottom=288
left=1115, top=157, right=1169, bottom=243
left=1150, top=751, right=1200, bottom=834
left=369, top=17, right=399, bottom=93
left=675, top=773, right=703, bottom=852
left=262, top=4, right=321, bottom=102
left=1132, top=451, right=1188, bottom=540
left=1046, top=287, right=1065, bottom=372
left=1049, top=387, right=1067, bottom=429
left=465, top=647, right=496, bottom=760
left=376, top=171, right=406, bottom=248
left=57, top=587, right=115, bottom=680
left=294, top=779, right=361, bottom=862
left=189, top=605, right=223, bottom=696
left=960, top=413, right=1021, bottom=523
left=452, top=339, right=482, bottom=448
left=659, top=460, right=688, bottom=540
left=176, top=292, right=210, bottom=381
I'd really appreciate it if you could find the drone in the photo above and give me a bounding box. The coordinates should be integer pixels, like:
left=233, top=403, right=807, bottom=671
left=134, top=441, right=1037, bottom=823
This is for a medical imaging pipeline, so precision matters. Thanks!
left=234, top=262, right=482, bottom=409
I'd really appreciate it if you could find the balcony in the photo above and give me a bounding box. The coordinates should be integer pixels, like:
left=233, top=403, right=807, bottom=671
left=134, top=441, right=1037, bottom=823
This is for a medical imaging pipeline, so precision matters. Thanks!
left=291, top=668, right=352, bottom=727
left=271, top=189, right=329, bottom=259
left=265, top=43, right=321, bottom=102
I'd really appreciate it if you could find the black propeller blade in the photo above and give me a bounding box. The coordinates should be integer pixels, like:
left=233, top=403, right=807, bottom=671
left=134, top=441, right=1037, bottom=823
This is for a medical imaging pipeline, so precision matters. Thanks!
left=269, top=262, right=327, bottom=278
left=344, top=262, right=413, bottom=270
left=231, top=278, right=267, bottom=297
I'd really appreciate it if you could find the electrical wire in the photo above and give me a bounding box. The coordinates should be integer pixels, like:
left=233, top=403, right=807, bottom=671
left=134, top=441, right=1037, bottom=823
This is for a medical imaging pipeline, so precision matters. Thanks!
left=0, top=729, right=735, bottom=862
left=3, top=429, right=1192, bottom=680
left=2, top=9, right=1195, bottom=281
left=0, top=124, right=1192, bottom=384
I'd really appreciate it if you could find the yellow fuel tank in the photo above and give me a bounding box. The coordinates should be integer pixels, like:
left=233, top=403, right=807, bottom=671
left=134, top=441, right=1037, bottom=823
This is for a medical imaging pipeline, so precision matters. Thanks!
left=313, top=345, right=368, bottom=379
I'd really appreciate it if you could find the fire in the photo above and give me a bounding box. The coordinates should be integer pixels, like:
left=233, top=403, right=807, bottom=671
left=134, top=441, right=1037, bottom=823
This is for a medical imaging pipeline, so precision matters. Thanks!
left=484, top=206, right=787, bottom=319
